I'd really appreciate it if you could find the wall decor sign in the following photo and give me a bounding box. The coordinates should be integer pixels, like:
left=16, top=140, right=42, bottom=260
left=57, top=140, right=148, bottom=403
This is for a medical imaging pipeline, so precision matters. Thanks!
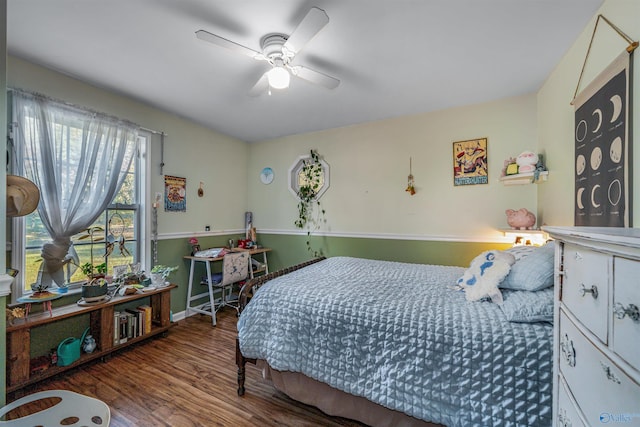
left=164, top=175, right=187, bottom=212
left=573, top=51, right=632, bottom=226
left=453, top=138, right=488, bottom=186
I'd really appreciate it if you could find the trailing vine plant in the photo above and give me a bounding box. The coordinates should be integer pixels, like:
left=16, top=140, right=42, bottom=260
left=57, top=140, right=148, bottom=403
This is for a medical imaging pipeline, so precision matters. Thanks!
left=294, top=149, right=327, bottom=256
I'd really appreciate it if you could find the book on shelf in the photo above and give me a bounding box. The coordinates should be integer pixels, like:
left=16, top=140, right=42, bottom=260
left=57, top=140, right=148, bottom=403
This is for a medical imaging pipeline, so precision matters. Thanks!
left=125, top=308, right=143, bottom=338
left=113, top=311, right=120, bottom=345
left=112, top=306, right=151, bottom=341
left=125, top=311, right=136, bottom=338
left=118, top=312, right=128, bottom=344
left=137, top=305, right=152, bottom=334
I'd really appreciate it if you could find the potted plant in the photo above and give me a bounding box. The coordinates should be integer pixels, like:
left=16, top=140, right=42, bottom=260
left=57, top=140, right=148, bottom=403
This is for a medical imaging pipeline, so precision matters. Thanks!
left=77, top=227, right=109, bottom=301
left=80, top=261, right=107, bottom=279
left=149, top=265, right=178, bottom=287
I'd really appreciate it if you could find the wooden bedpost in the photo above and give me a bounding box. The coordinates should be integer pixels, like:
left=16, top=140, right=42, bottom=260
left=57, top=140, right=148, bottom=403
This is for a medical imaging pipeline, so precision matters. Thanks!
left=235, top=257, right=326, bottom=396
left=236, top=336, right=247, bottom=396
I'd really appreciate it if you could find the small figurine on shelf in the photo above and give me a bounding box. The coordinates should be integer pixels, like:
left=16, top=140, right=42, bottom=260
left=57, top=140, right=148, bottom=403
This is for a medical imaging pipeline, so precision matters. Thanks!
left=505, top=208, right=536, bottom=230
left=516, top=151, right=538, bottom=174
left=83, top=333, right=97, bottom=354
left=501, top=157, right=518, bottom=177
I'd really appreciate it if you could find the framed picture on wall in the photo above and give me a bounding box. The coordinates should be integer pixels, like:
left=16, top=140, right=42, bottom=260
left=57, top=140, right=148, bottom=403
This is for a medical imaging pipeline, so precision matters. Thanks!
left=453, top=138, right=488, bottom=186
left=164, top=175, right=187, bottom=212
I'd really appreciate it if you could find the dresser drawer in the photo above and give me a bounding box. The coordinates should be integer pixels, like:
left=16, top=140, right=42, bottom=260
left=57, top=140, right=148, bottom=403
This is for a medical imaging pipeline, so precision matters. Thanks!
left=562, top=244, right=609, bottom=343
left=559, top=310, right=640, bottom=426
left=613, top=257, right=640, bottom=370
left=557, top=377, right=586, bottom=427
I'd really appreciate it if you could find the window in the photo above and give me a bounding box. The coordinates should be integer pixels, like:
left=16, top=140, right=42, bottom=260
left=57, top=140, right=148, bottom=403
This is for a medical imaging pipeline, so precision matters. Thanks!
left=288, top=154, right=330, bottom=199
left=11, top=134, right=147, bottom=300
left=9, top=90, right=147, bottom=301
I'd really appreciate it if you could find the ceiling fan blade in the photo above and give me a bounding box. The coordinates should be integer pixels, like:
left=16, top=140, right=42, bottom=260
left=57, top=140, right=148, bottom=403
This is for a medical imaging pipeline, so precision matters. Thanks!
left=196, top=30, right=263, bottom=59
left=283, top=7, right=329, bottom=57
left=291, top=66, right=340, bottom=90
left=248, top=73, right=269, bottom=97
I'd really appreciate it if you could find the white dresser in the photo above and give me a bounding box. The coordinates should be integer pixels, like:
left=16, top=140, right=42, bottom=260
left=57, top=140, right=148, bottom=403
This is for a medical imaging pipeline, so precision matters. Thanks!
left=543, top=227, right=640, bottom=427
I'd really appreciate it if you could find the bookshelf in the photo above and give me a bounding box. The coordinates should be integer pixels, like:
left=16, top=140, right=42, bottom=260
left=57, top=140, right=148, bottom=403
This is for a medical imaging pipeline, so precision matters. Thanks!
left=5, top=284, right=175, bottom=394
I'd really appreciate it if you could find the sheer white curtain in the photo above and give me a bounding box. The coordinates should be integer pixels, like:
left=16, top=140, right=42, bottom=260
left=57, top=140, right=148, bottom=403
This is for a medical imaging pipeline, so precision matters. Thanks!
left=11, top=89, right=139, bottom=286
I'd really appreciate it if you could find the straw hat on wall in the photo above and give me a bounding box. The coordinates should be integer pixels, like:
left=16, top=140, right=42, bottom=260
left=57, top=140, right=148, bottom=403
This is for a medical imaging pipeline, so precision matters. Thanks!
left=6, top=175, right=40, bottom=217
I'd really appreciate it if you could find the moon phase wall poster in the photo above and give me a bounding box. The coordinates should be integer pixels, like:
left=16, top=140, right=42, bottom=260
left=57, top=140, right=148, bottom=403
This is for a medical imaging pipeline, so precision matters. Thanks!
left=574, top=51, right=632, bottom=227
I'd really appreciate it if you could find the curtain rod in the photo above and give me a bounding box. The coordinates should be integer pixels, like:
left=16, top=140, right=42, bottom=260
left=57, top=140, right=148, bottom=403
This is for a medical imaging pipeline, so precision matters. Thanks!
left=140, top=126, right=168, bottom=137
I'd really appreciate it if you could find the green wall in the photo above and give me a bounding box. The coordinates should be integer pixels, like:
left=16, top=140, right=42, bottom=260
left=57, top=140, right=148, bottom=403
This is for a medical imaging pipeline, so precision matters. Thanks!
left=256, top=234, right=510, bottom=269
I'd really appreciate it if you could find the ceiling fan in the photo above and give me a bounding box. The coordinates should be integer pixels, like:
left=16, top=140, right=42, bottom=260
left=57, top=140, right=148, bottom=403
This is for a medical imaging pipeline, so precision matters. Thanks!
left=196, top=7, right=340, bottom=96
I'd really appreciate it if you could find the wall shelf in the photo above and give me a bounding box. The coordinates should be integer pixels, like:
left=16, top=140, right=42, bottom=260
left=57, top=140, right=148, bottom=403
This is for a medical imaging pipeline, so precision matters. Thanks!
left=499, top=171, right=548, bottom=185
left=500, top=229, right=549, bottom=246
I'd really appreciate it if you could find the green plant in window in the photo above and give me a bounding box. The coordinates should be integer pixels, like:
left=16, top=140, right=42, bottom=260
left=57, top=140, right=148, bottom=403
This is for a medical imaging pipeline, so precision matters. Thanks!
left=76, top=226, right=106, bottom=279
left=294, top=149, right=327, bottom=257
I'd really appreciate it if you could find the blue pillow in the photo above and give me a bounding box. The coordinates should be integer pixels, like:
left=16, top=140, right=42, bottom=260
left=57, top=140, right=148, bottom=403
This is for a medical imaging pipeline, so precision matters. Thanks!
left=499, top=242, right=555, bottom=291
left=504, top=244, right=536, bottom=261
left=500, top=288, right=554, bottom=323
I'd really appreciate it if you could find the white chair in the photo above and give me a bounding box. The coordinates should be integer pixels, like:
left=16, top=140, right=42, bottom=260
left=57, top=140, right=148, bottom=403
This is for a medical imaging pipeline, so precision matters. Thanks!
left=0, top=389, right=111, bottom=426
left=186, top=250, right=250, bottom=326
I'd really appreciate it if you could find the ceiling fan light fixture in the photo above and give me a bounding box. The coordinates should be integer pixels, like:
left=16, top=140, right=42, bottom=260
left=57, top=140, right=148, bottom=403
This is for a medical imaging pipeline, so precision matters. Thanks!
left=267, top=66, right=290, bottom=89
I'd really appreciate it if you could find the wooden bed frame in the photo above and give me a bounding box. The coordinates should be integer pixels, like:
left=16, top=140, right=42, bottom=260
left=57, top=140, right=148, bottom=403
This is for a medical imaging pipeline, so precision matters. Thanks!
left=235, top=257, right=326, bottom=396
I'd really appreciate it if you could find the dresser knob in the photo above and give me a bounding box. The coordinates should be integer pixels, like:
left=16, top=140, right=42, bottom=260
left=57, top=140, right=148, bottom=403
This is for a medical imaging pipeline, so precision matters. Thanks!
left=600, top=361, right=621, bottom=384
left=558, top=408, right=573, bottom=427
left=560, top=333, right=576, bottom=367
left=579, top=284, right=598, bottom=299
left=614, top=303, right=640, bottom=321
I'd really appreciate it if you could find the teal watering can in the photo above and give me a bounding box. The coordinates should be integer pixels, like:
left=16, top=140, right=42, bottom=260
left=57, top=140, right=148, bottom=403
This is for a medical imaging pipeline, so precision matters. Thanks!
left=57, top=327, right=89, bottom=367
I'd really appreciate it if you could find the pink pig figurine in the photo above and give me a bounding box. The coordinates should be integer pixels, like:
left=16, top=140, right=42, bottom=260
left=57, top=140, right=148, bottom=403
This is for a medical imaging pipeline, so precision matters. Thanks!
left=505, top=208, right=536, bottom=230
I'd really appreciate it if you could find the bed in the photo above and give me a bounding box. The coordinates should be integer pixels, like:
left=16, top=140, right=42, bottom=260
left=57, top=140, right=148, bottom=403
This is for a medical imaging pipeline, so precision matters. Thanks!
left=236, top=246, right=555, bottom=427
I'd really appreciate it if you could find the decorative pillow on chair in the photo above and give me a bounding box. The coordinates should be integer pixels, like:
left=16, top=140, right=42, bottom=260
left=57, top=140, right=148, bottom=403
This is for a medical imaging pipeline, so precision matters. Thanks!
left=500, top=288, right=554, bottom=323
left=500, top=242, right=555, bottom=292
left=456, top=250, right=516, bottom=304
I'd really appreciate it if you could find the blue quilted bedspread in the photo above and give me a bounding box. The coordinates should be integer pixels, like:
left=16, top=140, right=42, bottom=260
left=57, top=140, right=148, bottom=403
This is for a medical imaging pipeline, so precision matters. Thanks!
left=238, top=257, right=552, bottom=426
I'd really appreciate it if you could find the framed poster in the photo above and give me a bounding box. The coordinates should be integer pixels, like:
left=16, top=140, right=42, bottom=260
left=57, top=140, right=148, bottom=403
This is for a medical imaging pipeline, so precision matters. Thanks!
left=573, top=51, right=632, bottom=227
left=453, top=138, right=488, bottom=186
left=164, top=175, right=186, bottom=212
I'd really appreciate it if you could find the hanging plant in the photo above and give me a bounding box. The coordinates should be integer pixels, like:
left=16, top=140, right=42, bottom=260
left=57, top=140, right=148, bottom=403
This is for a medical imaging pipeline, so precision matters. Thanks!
left=294, top=149, right=327, bottom=256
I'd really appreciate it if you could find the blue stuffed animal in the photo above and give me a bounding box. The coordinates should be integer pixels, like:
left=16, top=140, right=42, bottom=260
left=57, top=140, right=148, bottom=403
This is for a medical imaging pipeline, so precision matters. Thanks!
left=456, top=250, right=516, bottom=304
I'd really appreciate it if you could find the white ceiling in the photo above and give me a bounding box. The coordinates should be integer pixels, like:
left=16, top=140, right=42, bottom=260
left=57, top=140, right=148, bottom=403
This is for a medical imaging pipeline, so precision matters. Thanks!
left=7, top=0, right=603, bottom=143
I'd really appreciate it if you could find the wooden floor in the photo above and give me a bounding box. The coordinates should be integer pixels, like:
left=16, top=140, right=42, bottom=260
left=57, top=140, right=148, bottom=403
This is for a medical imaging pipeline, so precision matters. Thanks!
left=7, top=309, right=366, bottom=427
